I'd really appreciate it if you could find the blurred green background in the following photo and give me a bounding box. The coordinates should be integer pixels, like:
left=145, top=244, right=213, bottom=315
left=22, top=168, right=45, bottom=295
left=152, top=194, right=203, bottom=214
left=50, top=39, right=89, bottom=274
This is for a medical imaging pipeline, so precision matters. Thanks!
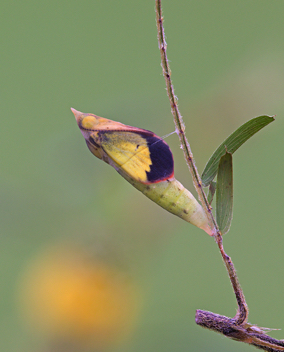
left=1, top=1, right=284, bottom=351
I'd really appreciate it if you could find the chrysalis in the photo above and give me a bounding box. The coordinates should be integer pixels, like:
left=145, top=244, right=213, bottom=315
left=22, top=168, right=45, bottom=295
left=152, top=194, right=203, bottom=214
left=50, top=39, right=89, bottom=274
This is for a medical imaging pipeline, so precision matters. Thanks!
left=72, top=108, right=211, bottom=235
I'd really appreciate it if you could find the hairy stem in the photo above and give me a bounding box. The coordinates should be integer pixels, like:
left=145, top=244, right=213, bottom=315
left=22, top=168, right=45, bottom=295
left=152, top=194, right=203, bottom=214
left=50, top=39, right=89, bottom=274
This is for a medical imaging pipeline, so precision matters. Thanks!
left=155, top=0, right=251, bottom=339
left=216, top=235, right=248, bottom=325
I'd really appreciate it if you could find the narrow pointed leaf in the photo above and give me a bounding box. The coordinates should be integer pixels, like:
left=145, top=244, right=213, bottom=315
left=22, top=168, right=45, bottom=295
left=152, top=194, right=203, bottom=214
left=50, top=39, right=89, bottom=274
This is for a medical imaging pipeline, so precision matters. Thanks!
left=207, top=181, right=217, bottom=205
left=216, top=152, right=233, bottom=235
left=202, top=115, right=274, bottom=186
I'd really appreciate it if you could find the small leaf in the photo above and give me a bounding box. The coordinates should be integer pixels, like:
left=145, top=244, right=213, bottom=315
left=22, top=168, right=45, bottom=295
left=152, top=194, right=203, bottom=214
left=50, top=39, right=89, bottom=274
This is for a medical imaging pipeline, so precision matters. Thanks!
left=216, top=151, right=233, bottom=235
left=207, top=181, right=217, bottom=205
left=202, top=115, right=274, bottom=186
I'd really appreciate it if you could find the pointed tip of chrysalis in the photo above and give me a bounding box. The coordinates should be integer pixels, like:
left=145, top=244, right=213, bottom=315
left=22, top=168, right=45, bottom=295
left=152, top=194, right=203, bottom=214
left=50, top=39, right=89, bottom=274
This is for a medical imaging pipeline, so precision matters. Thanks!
left=71, top=108, right=83, bottom=124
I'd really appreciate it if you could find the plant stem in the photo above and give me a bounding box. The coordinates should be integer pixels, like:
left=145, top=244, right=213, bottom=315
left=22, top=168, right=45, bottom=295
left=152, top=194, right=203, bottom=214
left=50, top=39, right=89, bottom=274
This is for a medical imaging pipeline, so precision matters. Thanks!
left=216, top=234, right=248, bottom=325
left=195, top=310, right=284, bottom=352
left=154, top=1, right=284, bottom=350
left=155, top=4, right=248, bottom=320
left=155, top=0, right=248, bottom=320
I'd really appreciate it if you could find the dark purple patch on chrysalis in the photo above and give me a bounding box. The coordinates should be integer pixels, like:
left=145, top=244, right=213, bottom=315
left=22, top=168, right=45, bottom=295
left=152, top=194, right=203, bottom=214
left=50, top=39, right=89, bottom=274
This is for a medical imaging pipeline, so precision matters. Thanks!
left=141, top=133, right=174, bottom=183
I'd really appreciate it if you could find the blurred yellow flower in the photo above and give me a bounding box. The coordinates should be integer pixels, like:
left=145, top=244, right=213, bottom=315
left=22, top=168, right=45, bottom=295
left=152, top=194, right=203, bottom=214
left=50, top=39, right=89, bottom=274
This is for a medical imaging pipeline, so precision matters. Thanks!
left=18, top=244, right=141, bottom=350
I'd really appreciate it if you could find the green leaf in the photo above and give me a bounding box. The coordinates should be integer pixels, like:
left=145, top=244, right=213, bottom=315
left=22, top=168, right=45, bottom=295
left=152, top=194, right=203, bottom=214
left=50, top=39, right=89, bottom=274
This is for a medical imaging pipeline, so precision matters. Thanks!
left=207, top=181, right=216, bottom=205
left=216, top=152, right=233, bottom=235
left=201, top=115, right=274, bottom=186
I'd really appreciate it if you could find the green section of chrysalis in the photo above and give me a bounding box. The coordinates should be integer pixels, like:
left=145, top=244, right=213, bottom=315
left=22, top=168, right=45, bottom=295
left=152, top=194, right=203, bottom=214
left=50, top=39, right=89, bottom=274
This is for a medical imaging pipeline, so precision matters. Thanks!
left=118, top=169, right=212, bottom=235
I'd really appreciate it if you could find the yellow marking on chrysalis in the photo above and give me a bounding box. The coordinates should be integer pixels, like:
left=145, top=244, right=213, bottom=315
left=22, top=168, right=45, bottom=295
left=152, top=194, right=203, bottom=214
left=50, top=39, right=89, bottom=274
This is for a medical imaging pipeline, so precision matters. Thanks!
left=101, top=132, right=151, bottom=182
left=81, top=115, right=99, bottom=130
